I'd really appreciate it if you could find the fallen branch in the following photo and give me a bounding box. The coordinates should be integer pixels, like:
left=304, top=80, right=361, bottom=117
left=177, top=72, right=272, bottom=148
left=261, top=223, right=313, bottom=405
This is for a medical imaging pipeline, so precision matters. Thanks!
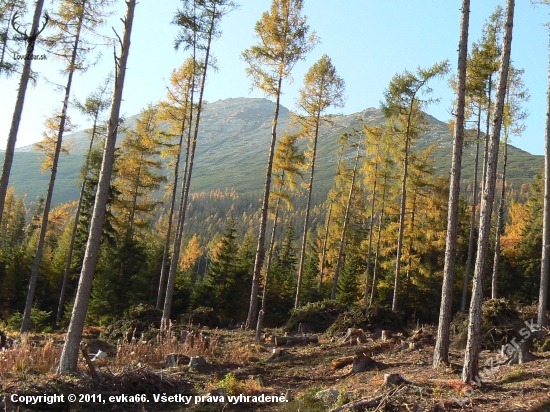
left=81, top=344, right=100, bottom=384
left=329, top=395, right=383, bottom=411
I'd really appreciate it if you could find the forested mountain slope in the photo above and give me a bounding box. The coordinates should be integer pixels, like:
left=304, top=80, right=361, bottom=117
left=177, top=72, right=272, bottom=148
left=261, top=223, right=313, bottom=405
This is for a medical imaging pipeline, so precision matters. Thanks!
left=0, top=97, right=542, bottom=205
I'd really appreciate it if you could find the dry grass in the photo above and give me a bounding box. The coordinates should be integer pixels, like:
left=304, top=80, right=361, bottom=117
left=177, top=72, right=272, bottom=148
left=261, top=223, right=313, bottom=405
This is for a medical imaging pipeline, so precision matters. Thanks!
left=0, top=335, right=61, bottom=378
left=113, top=328, right=222, bottom=368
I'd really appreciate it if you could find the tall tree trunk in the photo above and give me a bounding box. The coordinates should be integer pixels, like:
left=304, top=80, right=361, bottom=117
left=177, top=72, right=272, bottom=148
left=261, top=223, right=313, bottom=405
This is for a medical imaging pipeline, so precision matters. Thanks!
left=156, top=107, right=188, bottom=309
left=364, top=143, right=380, bottom=303
left=255, top=196, right=281, bottom=341
left=461, top=111, right=482, bottom=312
left=331, top=141, right=361, bottom=300
left=463, top=0, right=514, bottom=383
left=491, top=138, right=508, bottom=299
left=126, top=153, right=144, bottom=239
left=58, top=0, right=136, bottom=374
left=0, top=0, right=46, bottom=229
left=21, top=2, right=85, bottom=333
left=246, top=74, right=283, bottom=329
left=162, top=7, right=216, bottom=326
left=404, top=187, right=418, bottom=309
left=56, top=106, right=100, bottom=326
left=295, top=112, right=321, bottom=308
left=392, top=115, right=413, bottom=311
left=433, top=0, right=470, bottom=367
left=318, top=200, right=332, bottom=293
left=370, top=174, right=387, bottom=306
left=539, top=36, right=550, bottom=329
left=480, top=78, right=493, bottom=200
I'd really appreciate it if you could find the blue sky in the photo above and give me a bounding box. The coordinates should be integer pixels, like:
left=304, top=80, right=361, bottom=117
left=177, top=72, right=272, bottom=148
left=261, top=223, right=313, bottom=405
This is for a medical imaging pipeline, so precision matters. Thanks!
left=0, top=0, right=548, bottom=155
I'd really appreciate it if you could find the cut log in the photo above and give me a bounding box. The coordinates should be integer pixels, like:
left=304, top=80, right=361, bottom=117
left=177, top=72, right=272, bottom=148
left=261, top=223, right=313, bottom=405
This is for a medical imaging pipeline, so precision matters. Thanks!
left=274, top=335, right=319, bottom=346
left=332, top=356, right=354, bottom=369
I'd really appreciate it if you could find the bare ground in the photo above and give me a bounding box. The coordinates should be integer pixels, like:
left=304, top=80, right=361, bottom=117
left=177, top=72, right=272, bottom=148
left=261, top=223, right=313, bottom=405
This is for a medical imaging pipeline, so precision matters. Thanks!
left=1, top=327, right=550, bottom=411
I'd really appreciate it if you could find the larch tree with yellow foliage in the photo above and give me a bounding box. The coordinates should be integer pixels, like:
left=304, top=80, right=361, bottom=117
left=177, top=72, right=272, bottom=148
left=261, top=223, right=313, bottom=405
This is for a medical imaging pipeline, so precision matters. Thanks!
left=294, top=54, right=345, bottom=309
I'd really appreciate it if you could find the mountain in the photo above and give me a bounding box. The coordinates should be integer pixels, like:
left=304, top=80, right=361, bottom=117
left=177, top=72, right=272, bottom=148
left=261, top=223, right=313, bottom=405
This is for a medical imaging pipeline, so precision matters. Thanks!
left=0, top=97, right=542, bottom=206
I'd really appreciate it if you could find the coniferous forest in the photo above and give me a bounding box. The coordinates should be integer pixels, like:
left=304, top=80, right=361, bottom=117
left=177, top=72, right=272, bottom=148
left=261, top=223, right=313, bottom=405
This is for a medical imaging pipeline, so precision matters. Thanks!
left=1, top=0, right=550, bottom=411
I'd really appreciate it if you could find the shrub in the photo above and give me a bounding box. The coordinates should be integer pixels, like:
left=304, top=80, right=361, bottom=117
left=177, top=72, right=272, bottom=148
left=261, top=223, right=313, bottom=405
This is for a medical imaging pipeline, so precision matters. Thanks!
left=101, top=304, right=162, bottom=343
left=181, top=306, right=230, bottom=328
left=326, top=305, right=404, bottom=336
left=6, top=308, right=52, bottom=333
left=451, top=299, right=523, bottom=350
left=285, top=300, right=348, bottom=333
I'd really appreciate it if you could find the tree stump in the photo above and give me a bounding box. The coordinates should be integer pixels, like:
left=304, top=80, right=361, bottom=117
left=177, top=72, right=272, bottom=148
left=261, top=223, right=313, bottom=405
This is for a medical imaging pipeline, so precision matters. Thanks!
left=383, top=373, right=405, bottom=386
left=381, top=330, right=391, bottom=342
left=352, top=353, right=377, bottom=373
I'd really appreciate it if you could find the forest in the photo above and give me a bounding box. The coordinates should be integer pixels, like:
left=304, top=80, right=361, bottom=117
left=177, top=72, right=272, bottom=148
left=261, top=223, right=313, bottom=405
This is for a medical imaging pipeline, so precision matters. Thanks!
left=1, top=0, right=550, bottom=411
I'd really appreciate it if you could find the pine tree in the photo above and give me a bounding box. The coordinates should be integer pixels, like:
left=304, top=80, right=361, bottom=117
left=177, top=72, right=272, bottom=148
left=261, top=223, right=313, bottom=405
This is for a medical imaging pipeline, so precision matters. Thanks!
left=433, top=0, right=470, bottom=367
left=463, top=0, right=515, bottom=383
left=20, top=112, right=75, bottom=333
left=491, top=67, right=529, bottom=298
left=0, top=0, right=48, bottom=230
left=162, top=0, right=236, bottom=329
left=59, top=0, right=137, bottom=374
left=256, top=131, right=303, bottom=340
left=461, top=6, right=504, bottom=310
left=20, top=0, right=111, bottom=333
left=295, top=54, right=345, bottom=309
left=381, top=60, right=450, bottom=311
left=156, top=58, right=196, bottom=309
left=537, top=0, right=550, bottom=328
left=55, top=76, right=111, bottom=325
left=114, top=105, right=166, bottom=240
left=331, top=131, right=363, bottom=300
left=243, top=0, right=317, bottom=328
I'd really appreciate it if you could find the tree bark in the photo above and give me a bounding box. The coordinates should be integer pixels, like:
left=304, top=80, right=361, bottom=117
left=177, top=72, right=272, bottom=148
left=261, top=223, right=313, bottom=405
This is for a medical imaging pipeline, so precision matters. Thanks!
left=331, top=141, right=361, bottom=300
left=162, top=5, right=216, bottom=327
left=491, top=138, right=508, bottom=299
left=364, top=142, right=380, bottom=303
left=246, top=74, right=283, bottom=329
left=56, top=81, right=105, bottom=326
left=156, top=109, right=188, bottom=309
left=0, top=0, right=46, bottom=230
left=433, top=0, right=470, bottom=367
left=539, top=34, right=550, bottom=329
left=255, top=196, right=281, bottom=341
left=58, top=0, right=136, bottom=374
left=392, top=117, right=412, bottom=311
left=463, top=0, right=514, bottom=383
left=21, top=2, right=86, bottom=333
left=295, top=112, right=321, bottom=308
left=370, top=175, right=387, bottom=306
left=461, top=112, right=482, bottom=312
left=319, top=200, right=333, bottom=293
